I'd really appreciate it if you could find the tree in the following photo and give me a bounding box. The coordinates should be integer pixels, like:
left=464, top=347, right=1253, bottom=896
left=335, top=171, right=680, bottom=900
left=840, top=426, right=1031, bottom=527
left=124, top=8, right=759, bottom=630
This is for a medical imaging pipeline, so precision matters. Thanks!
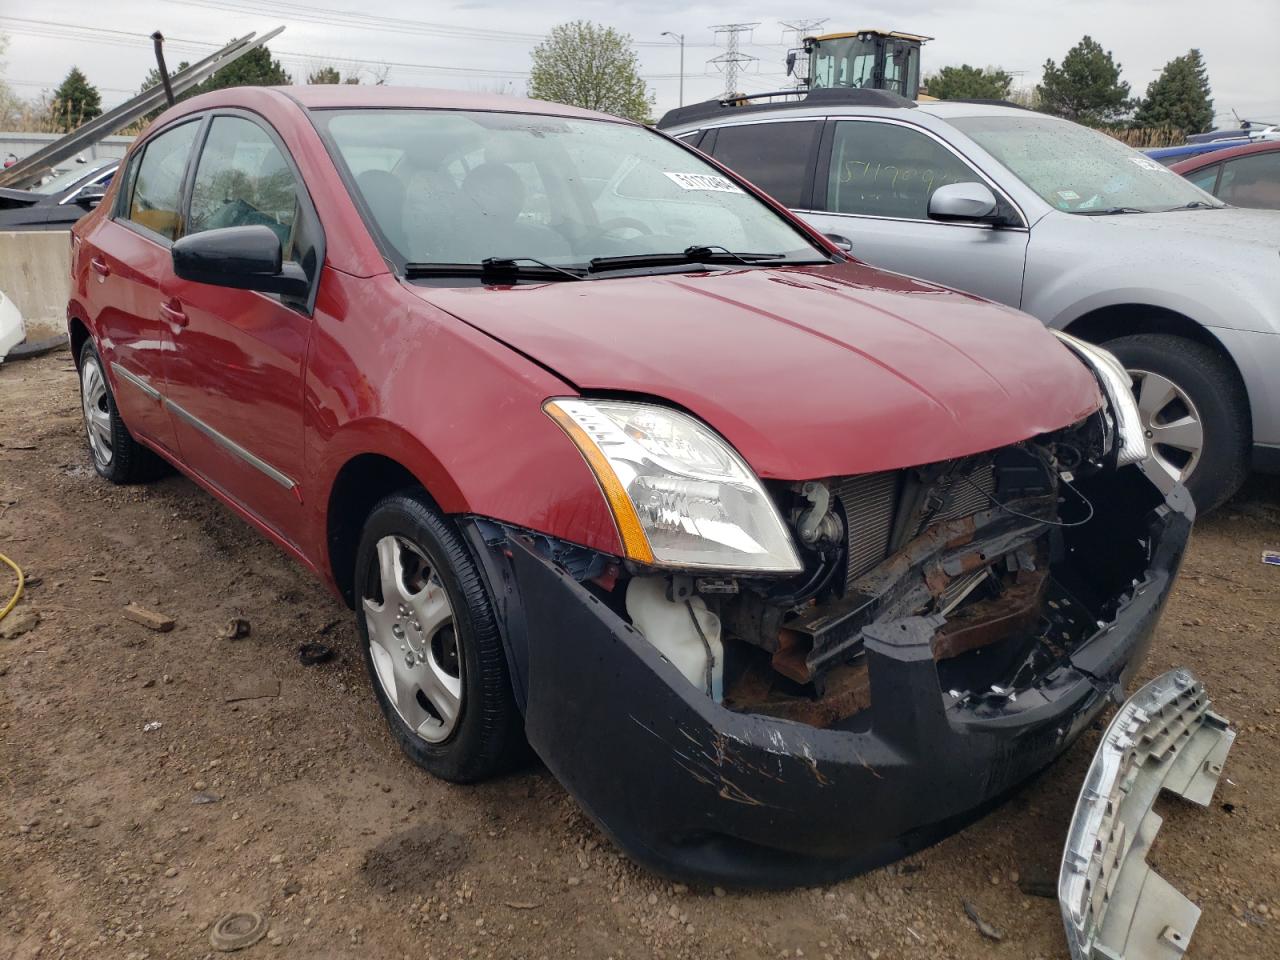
left=307, top=65, right=360, bottom=84
left=200, top=44, right=290, bottom=91
left=925, top=64, right=1013, bottom=101
left=1134, top=49, right=1213, bottom=134
left=50, top=66, right=102, bottom=132
left=529, top=21, right=653, bottom=123
left=308, top=66, right=341, bottom=84
left=0, top=32, right=22, bottom=128
left=1037, top=36, right=1132, bottom=125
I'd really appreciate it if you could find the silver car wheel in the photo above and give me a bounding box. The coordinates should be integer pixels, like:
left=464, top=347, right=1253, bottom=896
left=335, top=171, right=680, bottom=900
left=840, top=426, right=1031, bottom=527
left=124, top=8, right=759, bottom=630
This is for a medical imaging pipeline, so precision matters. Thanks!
left=81, top=356, right=113, bottom=468
left=363, top=535, right=462, bottom=744
left=1130, top=368, right=1204, bottom=488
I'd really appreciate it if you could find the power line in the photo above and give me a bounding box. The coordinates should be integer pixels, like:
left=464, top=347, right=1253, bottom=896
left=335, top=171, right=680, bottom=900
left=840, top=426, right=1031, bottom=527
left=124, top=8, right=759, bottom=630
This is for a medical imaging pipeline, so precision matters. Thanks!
left=708, top=23, right=759, bottom=98
left=162, top=0, right=725, bottom=48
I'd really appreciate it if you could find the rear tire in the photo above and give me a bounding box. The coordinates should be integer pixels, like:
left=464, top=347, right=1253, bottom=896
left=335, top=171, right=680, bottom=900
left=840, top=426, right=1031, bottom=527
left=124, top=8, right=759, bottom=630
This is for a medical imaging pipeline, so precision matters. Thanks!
left=354, top=491, right=523, bottom=783
left=77, top=340, right=165, bottom=484
left=1104, top=333, right=1248, bottom=513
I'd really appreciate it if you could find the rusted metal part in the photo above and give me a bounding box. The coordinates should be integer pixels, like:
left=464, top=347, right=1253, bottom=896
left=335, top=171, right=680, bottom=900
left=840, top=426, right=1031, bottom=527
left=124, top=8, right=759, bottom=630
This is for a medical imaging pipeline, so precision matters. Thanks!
left=932, top=564, right=1049, bottom=660
left=725, top=658, right=872, bottom=728
left=771, top=629, right=813, bottom=683
left=800, top=508, right=1051, bottom=679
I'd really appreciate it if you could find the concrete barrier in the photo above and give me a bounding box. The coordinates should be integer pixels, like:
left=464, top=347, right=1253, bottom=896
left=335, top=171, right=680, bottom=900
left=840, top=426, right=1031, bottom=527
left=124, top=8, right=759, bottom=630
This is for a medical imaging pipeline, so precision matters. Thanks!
left=0, top=230, right=71, bottom=340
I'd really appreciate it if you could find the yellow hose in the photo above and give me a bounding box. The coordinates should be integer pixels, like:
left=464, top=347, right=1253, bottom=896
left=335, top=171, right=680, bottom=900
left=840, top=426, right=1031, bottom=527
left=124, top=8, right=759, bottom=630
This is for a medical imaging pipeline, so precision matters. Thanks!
left=0, top=551, right=24, bottom=622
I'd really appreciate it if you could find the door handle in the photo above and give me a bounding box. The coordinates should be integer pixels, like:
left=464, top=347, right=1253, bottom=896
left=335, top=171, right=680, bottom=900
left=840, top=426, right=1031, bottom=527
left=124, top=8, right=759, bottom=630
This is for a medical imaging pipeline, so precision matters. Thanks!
left=90, top=256, right=110, bottom=277
left=823, top=233, right=854, bottom=252
left=159, top=299, right=189, bottom=328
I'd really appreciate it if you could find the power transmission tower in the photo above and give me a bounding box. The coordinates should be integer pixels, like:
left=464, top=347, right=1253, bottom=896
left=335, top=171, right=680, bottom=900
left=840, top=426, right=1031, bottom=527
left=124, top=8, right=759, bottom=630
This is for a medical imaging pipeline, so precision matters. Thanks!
left=778, top=18, right=827, bottom=46
left=708, top=22, right=759, bottom=98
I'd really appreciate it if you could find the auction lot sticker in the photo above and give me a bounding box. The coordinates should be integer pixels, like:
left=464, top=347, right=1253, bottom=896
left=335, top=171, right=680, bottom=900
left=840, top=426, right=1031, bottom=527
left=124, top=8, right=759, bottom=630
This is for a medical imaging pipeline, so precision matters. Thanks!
left=663, top=172, right=745, bottom=193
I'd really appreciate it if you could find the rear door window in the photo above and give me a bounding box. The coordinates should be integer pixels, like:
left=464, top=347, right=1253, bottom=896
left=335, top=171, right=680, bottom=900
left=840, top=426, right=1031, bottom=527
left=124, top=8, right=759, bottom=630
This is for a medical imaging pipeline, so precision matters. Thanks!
left=123, top=120, right=200, bottom=241
left=707, top=121, right=822, bottom=207
left=824, top=120, right=983, bottom=221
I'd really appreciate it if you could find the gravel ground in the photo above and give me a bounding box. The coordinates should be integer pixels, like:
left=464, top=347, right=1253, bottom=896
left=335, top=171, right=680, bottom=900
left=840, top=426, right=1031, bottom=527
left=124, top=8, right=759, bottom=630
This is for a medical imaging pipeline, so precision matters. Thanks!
left=2, top=349, right=1278, bottom=960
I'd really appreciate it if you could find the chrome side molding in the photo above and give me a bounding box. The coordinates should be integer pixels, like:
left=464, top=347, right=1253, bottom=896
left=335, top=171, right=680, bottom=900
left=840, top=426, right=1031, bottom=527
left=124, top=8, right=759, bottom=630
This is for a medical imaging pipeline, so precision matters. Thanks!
left=108, top=360, right=297, bottom=492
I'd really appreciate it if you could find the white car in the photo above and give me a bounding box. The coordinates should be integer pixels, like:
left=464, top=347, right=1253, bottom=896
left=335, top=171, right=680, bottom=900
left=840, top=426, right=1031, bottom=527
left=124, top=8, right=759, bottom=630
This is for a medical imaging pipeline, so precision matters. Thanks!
left=0, top=288, right=26, bottom=362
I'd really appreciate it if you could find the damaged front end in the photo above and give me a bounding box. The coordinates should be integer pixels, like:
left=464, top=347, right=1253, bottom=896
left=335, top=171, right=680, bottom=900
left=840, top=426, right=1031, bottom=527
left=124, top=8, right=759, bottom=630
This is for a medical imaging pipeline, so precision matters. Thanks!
left=466, top=394, right=1194, bottom=885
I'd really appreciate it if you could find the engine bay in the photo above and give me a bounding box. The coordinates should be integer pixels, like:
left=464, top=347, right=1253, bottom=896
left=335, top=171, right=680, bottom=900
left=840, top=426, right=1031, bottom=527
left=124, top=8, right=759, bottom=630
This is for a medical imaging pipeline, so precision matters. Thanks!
left=577, top=412, right=1171, bottom=729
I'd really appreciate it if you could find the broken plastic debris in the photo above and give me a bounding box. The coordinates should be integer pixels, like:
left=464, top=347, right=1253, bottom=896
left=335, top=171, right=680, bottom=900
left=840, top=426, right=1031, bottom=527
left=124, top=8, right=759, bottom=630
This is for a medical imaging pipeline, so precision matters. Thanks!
left=1263, top=550, right=1279, bottom=567
left=962, top=900, right=1004, bottom=941
left=142, top=720, right=162, bottom=732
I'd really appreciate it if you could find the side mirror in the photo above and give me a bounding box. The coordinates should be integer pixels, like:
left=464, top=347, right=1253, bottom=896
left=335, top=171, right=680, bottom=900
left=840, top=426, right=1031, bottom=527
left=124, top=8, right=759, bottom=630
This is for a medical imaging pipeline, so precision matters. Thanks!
left=171, top=225, right=309, bottom=298
left=927, top=182, right=1002, bottom=224
left=785, top=51, right=797, bottom=76
left=75, top=183, right=107, bottom=209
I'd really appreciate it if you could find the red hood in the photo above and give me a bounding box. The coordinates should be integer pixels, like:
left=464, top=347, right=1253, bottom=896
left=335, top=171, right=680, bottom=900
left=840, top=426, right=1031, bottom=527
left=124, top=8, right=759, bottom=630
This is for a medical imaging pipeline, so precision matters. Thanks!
left=410, top=263, right=1102, bottom=479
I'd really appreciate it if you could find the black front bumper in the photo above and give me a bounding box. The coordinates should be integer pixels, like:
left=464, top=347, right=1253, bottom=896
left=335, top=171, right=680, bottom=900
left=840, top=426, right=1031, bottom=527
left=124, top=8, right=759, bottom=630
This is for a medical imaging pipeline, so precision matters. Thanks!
left=468, top=482, right=1194, bottom=888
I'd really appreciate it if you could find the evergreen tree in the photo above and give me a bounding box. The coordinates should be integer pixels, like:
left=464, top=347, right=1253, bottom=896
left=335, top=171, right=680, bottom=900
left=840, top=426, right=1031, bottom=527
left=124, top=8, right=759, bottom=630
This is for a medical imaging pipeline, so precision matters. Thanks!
left=307, top=66, right=342, bottom=84
left=1134, top=49, right=1213, bottom=133
left=200, top=45, right=291, bottom=92
left=925, top=65, right=1013, bottom=101
left=1037, top=36, right=1132, bottom=125
left=50, top=66, right=102, bottom=131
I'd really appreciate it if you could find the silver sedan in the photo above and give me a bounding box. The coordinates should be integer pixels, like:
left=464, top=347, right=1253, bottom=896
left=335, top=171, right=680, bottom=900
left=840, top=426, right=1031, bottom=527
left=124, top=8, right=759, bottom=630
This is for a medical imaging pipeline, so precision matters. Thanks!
left=662, top=99, right=1280, bottom=510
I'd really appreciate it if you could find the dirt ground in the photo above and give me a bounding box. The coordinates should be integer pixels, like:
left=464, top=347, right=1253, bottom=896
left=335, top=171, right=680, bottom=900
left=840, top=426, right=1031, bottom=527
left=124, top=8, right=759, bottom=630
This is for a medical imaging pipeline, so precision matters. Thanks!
left=1, top=348, right=1278, bottom=960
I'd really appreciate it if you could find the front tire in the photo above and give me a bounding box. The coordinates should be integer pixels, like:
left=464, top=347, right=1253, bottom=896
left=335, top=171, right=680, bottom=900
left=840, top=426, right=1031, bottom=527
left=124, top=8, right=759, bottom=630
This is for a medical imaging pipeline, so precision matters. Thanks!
left=354, top=491, right=522, bottom=783
left=1104, top=334, right=1249, bottom=513
left=78, top=340, right=164, bottom=484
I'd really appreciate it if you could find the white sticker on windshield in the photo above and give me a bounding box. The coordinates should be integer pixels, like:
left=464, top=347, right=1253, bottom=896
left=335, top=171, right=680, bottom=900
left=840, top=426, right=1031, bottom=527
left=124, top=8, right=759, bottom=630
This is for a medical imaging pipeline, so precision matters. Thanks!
left=1128, top=156, right=1164, bottom=172
left=663, top=171, right=745, bottom=193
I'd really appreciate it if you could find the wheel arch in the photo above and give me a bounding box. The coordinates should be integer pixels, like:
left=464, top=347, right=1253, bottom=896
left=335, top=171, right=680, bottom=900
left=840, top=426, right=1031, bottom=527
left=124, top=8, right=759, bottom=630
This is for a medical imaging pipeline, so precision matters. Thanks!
left=324, top=451, right=455, bottom=608
left=67, top=310, right=91, bottom=369
left=1061, top=303, right=1250, bottom=418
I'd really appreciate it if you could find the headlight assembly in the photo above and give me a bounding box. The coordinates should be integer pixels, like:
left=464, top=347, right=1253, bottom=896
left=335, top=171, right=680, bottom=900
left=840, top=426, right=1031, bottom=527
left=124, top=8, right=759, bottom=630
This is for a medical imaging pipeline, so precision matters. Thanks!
left=1053, top=332, right=1148, bottom=467
left=545, top=399, right=803, bottom=573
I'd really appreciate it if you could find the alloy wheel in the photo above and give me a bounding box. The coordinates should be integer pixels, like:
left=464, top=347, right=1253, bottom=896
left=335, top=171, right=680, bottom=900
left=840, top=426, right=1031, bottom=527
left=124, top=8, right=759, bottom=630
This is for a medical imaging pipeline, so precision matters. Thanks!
left=1130, top=368, right=1204, bottom=489
left=81, top=357, right=113, bottom=468
left=363, top=535, right=463, bottom=744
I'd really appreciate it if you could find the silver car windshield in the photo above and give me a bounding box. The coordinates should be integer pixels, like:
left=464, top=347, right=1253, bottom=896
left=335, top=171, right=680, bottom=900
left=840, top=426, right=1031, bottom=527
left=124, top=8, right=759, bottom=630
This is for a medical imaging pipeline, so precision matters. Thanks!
left=951, top=114, right=1224, bottom=214
left=30, top=158, right=115, bottom=195
left=316, top=109, right=823, bottom=267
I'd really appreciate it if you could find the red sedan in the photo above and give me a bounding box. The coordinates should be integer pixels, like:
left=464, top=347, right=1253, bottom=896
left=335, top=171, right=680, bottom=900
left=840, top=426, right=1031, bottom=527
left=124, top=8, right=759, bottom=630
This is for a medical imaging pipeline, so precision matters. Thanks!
left=68, top=85, right=1189, bottom=886
left=1172, top=139, right=1280, bottom=210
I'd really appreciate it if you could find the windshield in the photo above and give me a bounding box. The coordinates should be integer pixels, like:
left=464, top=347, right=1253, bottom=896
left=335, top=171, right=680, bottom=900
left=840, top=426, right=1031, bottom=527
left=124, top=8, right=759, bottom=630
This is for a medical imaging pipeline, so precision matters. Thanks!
left=315, top=109, right=823, bottom=269
left=950, top=114, right=1223, bottom=214
left=31, top=159, right=115, bottom=196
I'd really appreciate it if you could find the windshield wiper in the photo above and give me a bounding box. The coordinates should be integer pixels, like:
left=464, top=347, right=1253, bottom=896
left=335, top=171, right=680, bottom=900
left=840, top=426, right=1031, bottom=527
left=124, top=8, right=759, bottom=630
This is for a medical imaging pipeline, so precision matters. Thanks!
left=587, top=246, right=787, bottom=274
left=1168, top=200, right=1223, bottom=211
left=404, top=257, right=587, bottom=283
left=1075, top=206, right=1149, bottom=216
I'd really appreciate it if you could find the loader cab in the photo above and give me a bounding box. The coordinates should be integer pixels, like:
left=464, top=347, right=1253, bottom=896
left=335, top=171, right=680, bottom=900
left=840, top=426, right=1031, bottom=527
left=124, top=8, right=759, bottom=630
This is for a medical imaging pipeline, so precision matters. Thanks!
left=792, top=31, right=931, bottom=100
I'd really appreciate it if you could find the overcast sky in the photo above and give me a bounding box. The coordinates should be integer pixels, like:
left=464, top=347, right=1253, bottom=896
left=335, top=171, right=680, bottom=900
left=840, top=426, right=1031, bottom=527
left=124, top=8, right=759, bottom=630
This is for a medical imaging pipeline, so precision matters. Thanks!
left=3, top=0, right=1278, bottom=125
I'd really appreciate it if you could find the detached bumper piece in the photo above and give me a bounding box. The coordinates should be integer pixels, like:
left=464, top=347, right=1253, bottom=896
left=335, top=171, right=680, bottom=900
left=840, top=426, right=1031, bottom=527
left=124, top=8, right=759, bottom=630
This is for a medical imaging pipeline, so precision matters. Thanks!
left=1059, top=669, right=1235, bottom=960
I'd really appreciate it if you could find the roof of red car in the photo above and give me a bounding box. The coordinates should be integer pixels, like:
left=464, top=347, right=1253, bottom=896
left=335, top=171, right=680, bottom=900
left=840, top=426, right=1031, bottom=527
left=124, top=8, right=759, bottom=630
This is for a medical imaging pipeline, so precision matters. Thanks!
left=270, top=84, right=626, bottom=123
left=1170, top=138, right=1280, bottom=173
